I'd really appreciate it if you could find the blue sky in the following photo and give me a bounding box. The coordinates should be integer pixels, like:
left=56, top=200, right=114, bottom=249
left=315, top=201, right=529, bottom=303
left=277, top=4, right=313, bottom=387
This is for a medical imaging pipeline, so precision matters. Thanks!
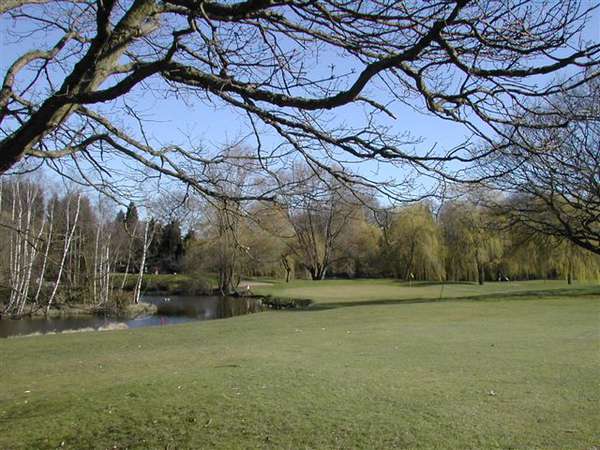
left=1, top=3, right=598, bottom=206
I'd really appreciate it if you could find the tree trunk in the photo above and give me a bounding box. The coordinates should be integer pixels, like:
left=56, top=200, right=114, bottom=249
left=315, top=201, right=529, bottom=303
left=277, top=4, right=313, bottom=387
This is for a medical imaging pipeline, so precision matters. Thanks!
left=308, top=264, right=327, bottom=280
left=478, top=263, right=485, bottom=285
left=404, top=241, right=416, bottom=281
left=92, top=226, right=101, bottom=304
left=281, top=255, right=291, bottom=283
left=46, top=194, right=81, bottom=314
left=34, top=205, right=54, bottom=306
left=134, top=222, right=153, bottom=304
left=120, top=222, right=138, bottom=290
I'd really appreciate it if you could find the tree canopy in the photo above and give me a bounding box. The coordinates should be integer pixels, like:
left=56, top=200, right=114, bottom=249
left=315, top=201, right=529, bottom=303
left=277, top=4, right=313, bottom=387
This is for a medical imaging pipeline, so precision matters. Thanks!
left=480, top=77, right=600, bottom=255
left=1, top=0, right=598, bottom=201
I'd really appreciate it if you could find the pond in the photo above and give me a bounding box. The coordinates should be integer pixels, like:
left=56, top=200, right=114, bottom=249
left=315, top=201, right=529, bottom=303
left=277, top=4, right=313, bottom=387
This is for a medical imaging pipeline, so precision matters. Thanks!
left=0, top=295, right=264, bottom=338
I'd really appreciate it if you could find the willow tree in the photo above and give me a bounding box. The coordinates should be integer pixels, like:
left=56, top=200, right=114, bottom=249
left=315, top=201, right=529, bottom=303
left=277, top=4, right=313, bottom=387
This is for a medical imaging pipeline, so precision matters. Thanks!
left=502, top=223, right=600, bottom=283
left=237, top=203, right=291, bottom=279
left=332, top=208, right=381, bottom=278
left=1, top=1, right=598, bottom=203
left=382, top=203, right=444, bottom=281
left=440, top=200, right=504, bottom=284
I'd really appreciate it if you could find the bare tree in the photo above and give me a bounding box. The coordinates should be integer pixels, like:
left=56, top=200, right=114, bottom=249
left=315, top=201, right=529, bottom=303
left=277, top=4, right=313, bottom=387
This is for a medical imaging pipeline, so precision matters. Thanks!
left=46, top=193, right=81, bottom=314
left=1, top=1, right=598, bottom=201
left=119, top=222, right=139, bottom=290
left=92, top=224, right=113, bottom=305
left=480, top=77, right=600, bottom=255
left=33, top=204, right=54, bottom=307
left=2, top=180, right=46, bottom=315
left=283, top=168, right=356, bottom=280
left=213, top=199, right=243, bottom=294
left=194, top=148, right=265, bottom=293
left=133, top=220, right=155, bottom=304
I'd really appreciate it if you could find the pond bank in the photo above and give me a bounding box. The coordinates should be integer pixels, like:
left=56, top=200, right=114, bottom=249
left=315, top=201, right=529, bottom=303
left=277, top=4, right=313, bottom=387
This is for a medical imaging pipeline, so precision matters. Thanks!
left=0, top=302, right=157, bottom=320
left=1, top=295, right=268, bottom=338
left=258, top=295, right=313, bottom=309
left=0, top=293, right=313, bottom=338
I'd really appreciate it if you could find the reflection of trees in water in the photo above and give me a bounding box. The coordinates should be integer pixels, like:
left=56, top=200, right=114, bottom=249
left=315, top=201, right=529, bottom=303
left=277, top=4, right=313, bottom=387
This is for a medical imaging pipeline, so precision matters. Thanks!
left=153, top=296, right=262, bottom=319
left=0, top=297, right=264, bottom=337
left=218, top=297, right=261, bottom=318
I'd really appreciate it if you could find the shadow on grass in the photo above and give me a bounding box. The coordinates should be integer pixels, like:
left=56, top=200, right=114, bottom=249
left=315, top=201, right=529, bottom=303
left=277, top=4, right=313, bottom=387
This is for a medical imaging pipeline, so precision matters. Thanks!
left=389, top=280, right=478, bottom=287
left=279, top=286, right=600, bottom=312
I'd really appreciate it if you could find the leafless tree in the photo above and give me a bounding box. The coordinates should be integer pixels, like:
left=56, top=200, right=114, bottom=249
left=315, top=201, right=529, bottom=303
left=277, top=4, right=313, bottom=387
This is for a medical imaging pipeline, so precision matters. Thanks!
left=133, top=220, right=155, bottom=304
left=118, top=221, right=138, bottom=290
left=283, top=167, right=356, bottom=280
left=1, top=0, right=598, bottom=202
left=46, top=193, right=81, bottom=313
left=2, top=180, right=46, bottom=315
left=195, top=148, right=266, bottom=293
left=480, top=77, right=600, bottom=255
left=33, top=204, right=54, bottom=306
left=92, top=223, right=113, bottom=305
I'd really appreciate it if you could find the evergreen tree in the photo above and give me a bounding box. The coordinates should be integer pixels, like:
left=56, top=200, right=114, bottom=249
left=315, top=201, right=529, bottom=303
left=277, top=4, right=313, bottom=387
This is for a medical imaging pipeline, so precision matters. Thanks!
left=124, top=201, right=139, bottom=231
left=158, top=220, right=184, bottom=273
left=145, top=219, right=162, bottom=274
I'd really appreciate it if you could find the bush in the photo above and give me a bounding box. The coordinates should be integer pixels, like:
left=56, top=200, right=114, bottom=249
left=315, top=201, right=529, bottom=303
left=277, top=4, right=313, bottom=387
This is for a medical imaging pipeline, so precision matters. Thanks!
left=181, top=276, right=212, bottom=295
left=111, top=290, right=134, bottom=310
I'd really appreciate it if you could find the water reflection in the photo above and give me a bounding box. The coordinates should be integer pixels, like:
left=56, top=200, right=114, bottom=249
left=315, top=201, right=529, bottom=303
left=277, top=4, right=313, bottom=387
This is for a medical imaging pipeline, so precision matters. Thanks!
left=143, top=295, right=263, bottom=320
left=0, top=295, right=263, bottom=338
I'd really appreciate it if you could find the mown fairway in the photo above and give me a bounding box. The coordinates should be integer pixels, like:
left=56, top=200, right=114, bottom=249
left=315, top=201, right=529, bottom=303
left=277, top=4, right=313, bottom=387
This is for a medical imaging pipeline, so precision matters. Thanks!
left=1, top=281, right=599, bottom=449
left=254, top=278, right=600, bottom=306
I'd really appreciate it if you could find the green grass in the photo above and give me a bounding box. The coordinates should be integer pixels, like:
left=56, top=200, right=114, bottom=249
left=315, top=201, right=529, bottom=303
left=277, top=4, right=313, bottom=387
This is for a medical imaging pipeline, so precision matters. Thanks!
left=1, top=280, right=599, bottom=449
left=255, top=278, right=600, bottom=306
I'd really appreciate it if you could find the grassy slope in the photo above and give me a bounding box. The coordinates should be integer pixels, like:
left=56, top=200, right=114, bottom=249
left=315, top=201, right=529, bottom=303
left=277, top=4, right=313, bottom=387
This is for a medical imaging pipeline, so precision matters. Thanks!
left=254, top=278, right=600, bottom=305
left=1, top=281, right=599, bottom=449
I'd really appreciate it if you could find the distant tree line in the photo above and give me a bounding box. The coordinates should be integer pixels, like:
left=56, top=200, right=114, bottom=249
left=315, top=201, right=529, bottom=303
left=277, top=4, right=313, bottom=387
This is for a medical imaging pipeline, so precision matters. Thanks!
left=183, top=167, right=600, bottom=294
left=2, top=170, right=599, bottom=312
left=0, top=180, right=191, bottom=318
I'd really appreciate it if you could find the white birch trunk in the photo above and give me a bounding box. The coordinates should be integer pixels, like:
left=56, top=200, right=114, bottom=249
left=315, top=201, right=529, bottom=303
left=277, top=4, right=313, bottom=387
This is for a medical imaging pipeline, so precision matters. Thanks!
left=7, top=183, right=21, bottom=310
left=102, top=238, right=111, bottom=305
left=93, top=225, right=101, bottom=304
left=33, top=205, right=54, bottom=306
left=133, top=222, right=153, bottom=304
left=16, top=199, right=45, bottom=316
left=46, top=194, right=81, bottom=314
left=120, top=222, right=137, bottom=290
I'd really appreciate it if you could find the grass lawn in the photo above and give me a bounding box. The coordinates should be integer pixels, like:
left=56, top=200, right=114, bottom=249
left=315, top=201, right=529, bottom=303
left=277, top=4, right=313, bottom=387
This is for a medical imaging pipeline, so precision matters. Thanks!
left=254, top=278, right=600, bottom=306
left=1, top=280, right=599, bottom=449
